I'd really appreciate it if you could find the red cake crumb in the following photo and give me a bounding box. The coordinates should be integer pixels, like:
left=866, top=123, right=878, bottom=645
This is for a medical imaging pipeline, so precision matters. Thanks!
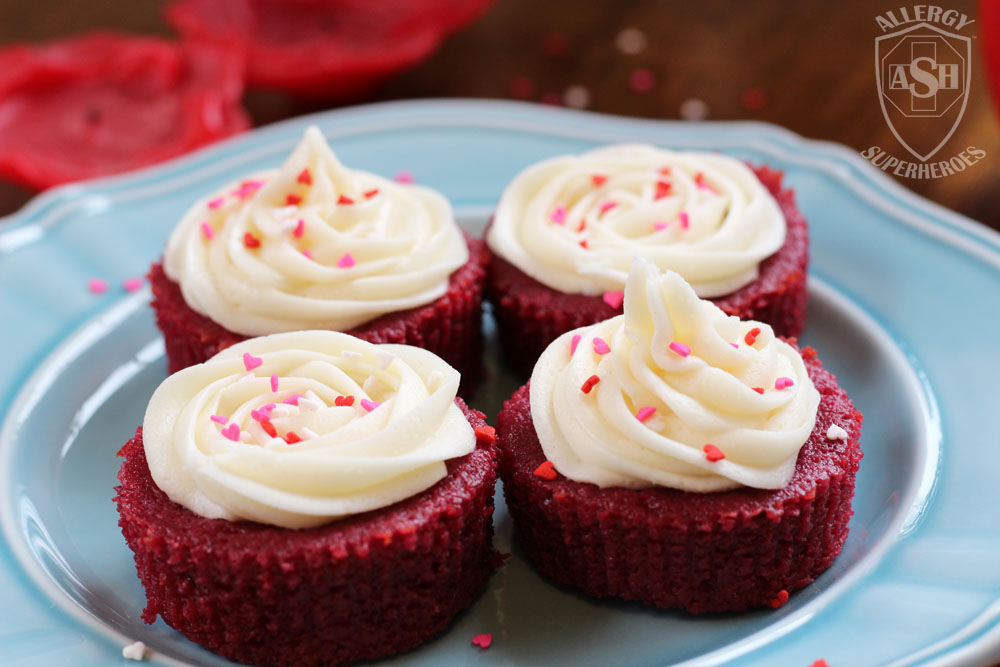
left=495, top=351, right=862, bottom=614
left=149, top=233, right=488, bottom=395
left=115, top=399, right=497, bottom=667
left=486, top=165, right=809, bottom=377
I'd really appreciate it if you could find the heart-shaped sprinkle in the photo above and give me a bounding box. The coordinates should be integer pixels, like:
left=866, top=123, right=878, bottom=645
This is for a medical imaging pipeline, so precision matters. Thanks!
left=533, top=460, right=558, bottom=480
left=602, top=290, right=624, bottom=309
left=243, top=353, right=263, bottom=371
left=297, top=168, right=312, bottom=185
left=221, top=423, right=240, bottom=441
left=360, top=398, right=380, bottom=413
left=337, top=253, right=356, bottom=268
left=592, top=337, right=611, bottom=355
left=471, top=633, right=493, bottom=649
left=703, top=444, right=725, bottom=461
left=334, top=395, right=355, bottom=407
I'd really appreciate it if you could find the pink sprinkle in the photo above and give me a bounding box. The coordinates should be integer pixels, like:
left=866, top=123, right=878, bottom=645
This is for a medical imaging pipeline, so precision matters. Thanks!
left=628, top=67, right=656, bottom=93
left=293, top=219, right=305, bottom=238
left=207, top=196, right=225, bottom=209
left=337, top=253, right=356, bottom=268
left=598, top=200, right=618, bottom=214
left=270, top=374, right=279, bottom=392
left=262, top=403, right=276, bottom=412
left=653, top=221, right=668, bottom=231
left=549, top=205, right=567, bottom=224
left=87, top=278, right=108, bottom=294
left=302, top=250, right=312, bottom=259
left=361, top=398, right=380, bottom=412
left=220, top=423, right=240, bottom=441
left=668, top=341, right=690, bottom=357
left=775, top=377, right=795, bottom=390
left=471, top=633, right=493, bottom=649
left=122, top=277, right=143, bottom=292
left=593, top=337, right=611, bottom=355
left=679, top=211, right=690, bottom=229
left=232, top=179, right=263, bottom=199
left=394, top=170, right=414, bottom=184
left=200, top=222, right=214, bottom=240
left=635, top=406, right=657, bottom=423
left=570, top=333, right=581, bottom=355
left=250, top=408, right=267, bottom=422
left=210, top=415, right=228, bottom=425
left=602, top=290, right=624, bottom=309
left=730, top=343, right=739, bottom=348
left=243, top=352, right=263, bottom=371
left=282, top=394, right=302, bottom=406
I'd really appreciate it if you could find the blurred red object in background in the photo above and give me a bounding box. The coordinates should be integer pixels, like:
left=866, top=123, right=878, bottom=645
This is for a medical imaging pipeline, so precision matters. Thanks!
left=981, top=0, right=1000, bottom=117
left=0, top=32, right=249, bottom=190
left=166, top=0, right=494, bottom=101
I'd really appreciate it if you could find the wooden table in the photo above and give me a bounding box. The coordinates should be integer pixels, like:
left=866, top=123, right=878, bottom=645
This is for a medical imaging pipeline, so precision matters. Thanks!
left=2, top=0, right=998, bottom=230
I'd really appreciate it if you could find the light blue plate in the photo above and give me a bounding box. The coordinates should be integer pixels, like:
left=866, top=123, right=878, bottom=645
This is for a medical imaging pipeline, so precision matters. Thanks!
left=1, top=100, right=999, bottom=667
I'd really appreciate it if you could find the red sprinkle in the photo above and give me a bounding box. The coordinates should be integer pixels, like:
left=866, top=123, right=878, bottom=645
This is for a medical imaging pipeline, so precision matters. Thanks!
left=259, top=419, right=277, bottom=438
left=635, top=406, right=656, bottom=423
left=745, top=327, right=761, bottom=345
left=243, top=233, right=261, bottom=248
left=87, top=278, right=108, bottom=294
left=337, top=194, right=354, bottom=205
left=752, top=387, right=765, bottom=394
left=579, top=239, right=589, bottom=248
left=533, top=460, right=558, bottom=480
left=283, top=431, right=302, bottom=444
left=593, top=337, right=611, bottom=355
left=296, top=168, right=312, bottom=185
left=334, top=395, right=355, bottom=407
left=364, top=188, right=379, bottom=199
left=591, top=174, right=608, bottom=187
left=570, top=334, right=582, bottom=355
left=293, top=218, right=305, bottom=238
left=668, top=341, right=691, bottom=357
left=770, top=589, right=790, bottom=608
left=654, top=180, right=671, bottom=200
left=471, top=633, right=493, bottom=649
left=577, top=219, right=587, bottom=233
left=658, top=166, right=672, bottom=175
left=703, top=444, right=726, bottom=462
left=474, top=425, right=497, bottom=445
left=285, top=193, right=302, bottom=206
left=580, top=374, right=601, bottom=394
left=602, top=290, right=624, bottom=309
left=808, top=660, right=829, bottom=667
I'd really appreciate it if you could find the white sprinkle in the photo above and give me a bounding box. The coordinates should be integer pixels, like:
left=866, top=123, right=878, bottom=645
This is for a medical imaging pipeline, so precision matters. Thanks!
left=826, top=424, right=849, bottom=441
left=239, top=431, right=251, bottom=442
left=376, top=350, right=395, bottom=370
left=301, top=427, right=318, bottom=440
left=298, top=398, right=320, bottom=412
left=270, top=405, right=290, bottom=418
left=563, top=85, right=591, bottom=109
left=122, top=641, right=148, bottom=661
left=615, top=27, right=647, bottom=55
left=679, top=98, right=709, bottom=121
left=427, top=370, right=443, bottom=389
left=363, top=376, right=378, bottom=394
left=341, top=350, right=363, bottom=361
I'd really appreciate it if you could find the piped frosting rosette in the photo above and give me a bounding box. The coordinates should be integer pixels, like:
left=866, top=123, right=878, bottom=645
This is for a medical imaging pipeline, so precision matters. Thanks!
left=142, top=330, right=475, bottom=529
left=529, top=257, right=819, bottom=492
left=163, top=126, right=469, bottom=335
left=487, top=144, right=785, bottom=298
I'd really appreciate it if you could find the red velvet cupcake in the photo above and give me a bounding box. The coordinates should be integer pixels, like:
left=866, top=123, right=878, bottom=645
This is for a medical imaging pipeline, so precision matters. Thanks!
left=115, top=331, right=498, bottom=666
left=496, top=259, right=862, bottom=613
left=153, top=126, right=486, bottom=393
left=486, top=145, right=808, bottom=377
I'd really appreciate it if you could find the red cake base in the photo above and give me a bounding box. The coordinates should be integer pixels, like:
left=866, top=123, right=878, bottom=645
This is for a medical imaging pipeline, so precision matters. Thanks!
left=115, top=400, right=498, bottom=667
left=487, top=166, right=809, bottom=377
left=495, top=350, right=862, bottom=613
left=149, top=234, right=488, bottom=395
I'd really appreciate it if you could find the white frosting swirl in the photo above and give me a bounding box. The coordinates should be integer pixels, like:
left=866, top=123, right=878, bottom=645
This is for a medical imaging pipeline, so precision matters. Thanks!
left=142, top=331, right=475, bottom=528
left=164, top=126, right=469, bottom=335
left=487, top=144, right=785, bottom=298
left=530, top=257, right=819, bottom=492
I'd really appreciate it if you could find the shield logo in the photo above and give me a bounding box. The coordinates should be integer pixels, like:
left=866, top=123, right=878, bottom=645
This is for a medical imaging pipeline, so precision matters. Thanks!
left=875, top=22, right=971, bottom=162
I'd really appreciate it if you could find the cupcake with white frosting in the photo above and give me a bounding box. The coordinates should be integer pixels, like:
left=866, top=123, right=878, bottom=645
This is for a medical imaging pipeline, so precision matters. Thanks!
left=495, top=258, right=861, bottom=613
left=149, top=126, right=487, bottom=393
left=115, top=331, right=498, bottom=666
left=486, top=144, right=809, bottom=376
